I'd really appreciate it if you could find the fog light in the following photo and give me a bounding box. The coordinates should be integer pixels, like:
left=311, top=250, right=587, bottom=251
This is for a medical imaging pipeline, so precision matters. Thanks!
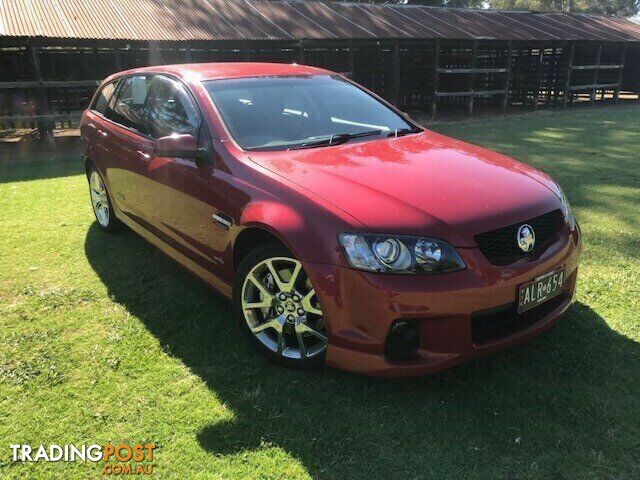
left=384, top=320, right=419, bottom=359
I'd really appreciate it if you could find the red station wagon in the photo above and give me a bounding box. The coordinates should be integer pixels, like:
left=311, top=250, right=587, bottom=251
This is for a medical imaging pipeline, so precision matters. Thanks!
left=81, top=63, right=581, bottom=377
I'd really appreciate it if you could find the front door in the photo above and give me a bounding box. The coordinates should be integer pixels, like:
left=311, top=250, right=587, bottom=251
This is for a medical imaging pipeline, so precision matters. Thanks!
left=137, top=75, right=217, bottom=273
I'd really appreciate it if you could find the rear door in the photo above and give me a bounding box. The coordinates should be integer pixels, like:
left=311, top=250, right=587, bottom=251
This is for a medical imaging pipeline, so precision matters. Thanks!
left=101, top=75, right=153, bottom=216
left=82, top=80, right=119, bottom=168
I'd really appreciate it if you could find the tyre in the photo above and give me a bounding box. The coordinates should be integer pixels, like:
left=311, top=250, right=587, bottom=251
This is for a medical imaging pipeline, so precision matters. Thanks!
left=233, top=243, right=327, bottom=369
left=87, top=164, right=122, bottom=233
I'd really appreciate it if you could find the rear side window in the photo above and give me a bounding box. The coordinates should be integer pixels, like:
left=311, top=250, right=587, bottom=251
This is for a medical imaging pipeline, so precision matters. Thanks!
left=91, top=81, right=117, bottom=114
left=146, top=76, right=200, bottom=139
left=107, top=75, right=151, bottom=134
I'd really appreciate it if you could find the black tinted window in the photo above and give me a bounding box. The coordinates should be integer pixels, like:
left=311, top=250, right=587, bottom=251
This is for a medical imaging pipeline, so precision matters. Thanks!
left=146, top=76, right=199, bottom=139
left=107, top=75, right=151, bottom=133
left=92, top=81, right=117, bottom=114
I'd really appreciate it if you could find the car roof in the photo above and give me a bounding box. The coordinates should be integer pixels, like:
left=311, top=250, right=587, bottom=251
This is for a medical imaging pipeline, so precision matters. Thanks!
left=105, top=62, right=332, bottom=84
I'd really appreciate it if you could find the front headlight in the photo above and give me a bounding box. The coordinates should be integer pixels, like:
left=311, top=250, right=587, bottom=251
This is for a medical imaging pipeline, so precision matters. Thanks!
left=557, top=185, right=576, bottom=228
left=338, top=234, right=466, bottom=274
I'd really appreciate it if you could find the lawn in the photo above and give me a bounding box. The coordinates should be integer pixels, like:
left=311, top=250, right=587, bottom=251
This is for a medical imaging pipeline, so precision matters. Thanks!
left=1, top=105, right=639, bottom=479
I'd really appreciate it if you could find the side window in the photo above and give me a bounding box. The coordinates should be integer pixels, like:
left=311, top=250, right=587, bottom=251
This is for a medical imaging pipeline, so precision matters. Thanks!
left=106, top=75, right=151, bottom=134
left=91, top=81, right=117, bottom=114
left=146, top=76, right=200, bottom=139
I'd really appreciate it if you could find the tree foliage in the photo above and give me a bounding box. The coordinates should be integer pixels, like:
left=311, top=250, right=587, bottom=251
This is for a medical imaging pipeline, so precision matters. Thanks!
left=338, top=0, right=639, bottom=17
left=488, top=0, right=638, bottom=16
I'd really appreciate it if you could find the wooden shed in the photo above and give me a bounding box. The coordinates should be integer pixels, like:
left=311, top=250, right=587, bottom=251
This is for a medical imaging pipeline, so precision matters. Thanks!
left=2, top=0, right=640, bottom=144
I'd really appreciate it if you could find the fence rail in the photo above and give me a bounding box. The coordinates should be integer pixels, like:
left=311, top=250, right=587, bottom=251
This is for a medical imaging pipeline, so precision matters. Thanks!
left=1, top=38, right=639, bottom=146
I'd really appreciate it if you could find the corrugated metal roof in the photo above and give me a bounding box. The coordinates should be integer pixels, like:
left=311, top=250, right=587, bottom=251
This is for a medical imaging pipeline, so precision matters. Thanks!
left=1, top=0, right=639, bottom=42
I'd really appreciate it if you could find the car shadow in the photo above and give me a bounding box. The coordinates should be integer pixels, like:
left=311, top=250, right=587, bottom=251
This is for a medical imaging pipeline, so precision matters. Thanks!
left=85, top=222, right=640, bottom=479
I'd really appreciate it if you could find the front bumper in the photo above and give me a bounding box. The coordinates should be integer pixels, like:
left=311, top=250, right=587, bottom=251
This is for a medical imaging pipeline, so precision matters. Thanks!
left=306, top=224, right=581, bottom=377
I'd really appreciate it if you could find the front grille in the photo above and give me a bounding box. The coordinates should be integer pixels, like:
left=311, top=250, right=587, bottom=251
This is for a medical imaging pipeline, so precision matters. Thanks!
left=474, top=209, right=563, bottom=266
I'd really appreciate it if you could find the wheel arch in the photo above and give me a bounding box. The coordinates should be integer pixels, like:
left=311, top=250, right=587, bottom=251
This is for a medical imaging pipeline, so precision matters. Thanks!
left=232, top=198, right=346, bottom=271
left=232, top=224, right=299, bottom=271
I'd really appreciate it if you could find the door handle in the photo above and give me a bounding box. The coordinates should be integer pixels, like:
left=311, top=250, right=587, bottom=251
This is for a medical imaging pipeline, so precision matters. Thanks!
left=97, top=129, right=108, bottom=137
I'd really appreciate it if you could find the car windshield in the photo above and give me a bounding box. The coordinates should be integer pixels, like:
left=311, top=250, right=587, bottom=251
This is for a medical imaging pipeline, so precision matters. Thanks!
left=203, top=75, right=419, bottom=151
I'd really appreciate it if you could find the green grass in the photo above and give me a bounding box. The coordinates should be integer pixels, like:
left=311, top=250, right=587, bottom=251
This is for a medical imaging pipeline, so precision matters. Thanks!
left=1, top=105, right=639, bottom=479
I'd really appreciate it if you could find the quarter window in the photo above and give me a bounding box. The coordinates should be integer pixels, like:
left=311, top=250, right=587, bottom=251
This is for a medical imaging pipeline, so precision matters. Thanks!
left=146, top=76, right=200, bottom=139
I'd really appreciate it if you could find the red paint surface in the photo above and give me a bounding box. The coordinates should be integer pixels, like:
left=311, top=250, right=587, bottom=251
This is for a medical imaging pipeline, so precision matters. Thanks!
left=82, top=63, right=581, bottom=376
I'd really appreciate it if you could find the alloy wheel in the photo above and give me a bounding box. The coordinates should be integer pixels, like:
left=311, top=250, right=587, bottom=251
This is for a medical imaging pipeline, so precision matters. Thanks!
left=241, top=257, right=326, bottom=360
left=89, top=170, right=110, bottom=228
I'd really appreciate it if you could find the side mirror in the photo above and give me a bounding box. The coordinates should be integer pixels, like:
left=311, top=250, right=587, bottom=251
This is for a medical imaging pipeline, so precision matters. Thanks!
left=154, top=134, right=207, bottom=161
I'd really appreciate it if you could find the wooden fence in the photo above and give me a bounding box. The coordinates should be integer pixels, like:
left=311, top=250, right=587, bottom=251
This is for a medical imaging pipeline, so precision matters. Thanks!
left=1, top=37, right=639, bottom=146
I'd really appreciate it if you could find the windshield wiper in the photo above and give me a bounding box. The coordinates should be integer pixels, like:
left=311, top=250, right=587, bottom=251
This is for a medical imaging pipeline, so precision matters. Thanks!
left=292, top=129, right=385, bottom=149
left=387, top=127, right=418, bottom=138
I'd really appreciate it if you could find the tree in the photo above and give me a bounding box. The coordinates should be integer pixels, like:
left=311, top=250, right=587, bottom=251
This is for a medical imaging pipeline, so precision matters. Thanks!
left=489, top=0, right=639, bottom=15
left=331, top=0, right=640, bottom=17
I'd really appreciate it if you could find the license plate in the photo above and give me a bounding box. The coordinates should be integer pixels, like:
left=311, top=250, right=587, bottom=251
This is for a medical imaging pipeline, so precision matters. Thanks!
left=518, top=268, right=564, bottom=313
